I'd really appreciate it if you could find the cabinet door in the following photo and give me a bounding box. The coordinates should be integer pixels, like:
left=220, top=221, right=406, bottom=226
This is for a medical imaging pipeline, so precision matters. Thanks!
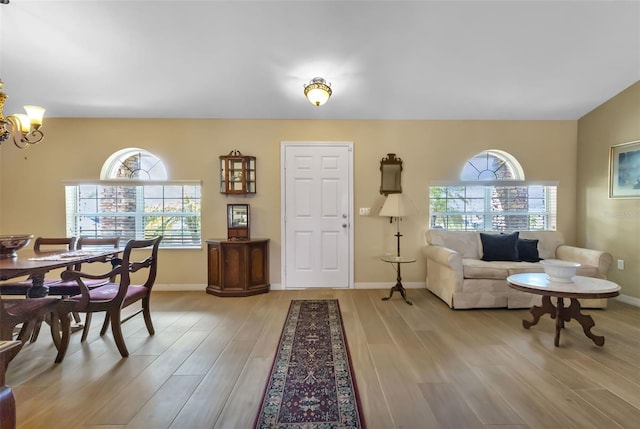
left=222, top=243, right=246, bottom=290
left=247, top=241, right=269, bottom=289
left=207, top=243, right=221, bottom=287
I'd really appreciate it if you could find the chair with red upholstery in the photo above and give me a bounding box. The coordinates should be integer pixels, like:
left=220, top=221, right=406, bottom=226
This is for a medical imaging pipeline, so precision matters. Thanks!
left=61, top=236, right=162, bottom=357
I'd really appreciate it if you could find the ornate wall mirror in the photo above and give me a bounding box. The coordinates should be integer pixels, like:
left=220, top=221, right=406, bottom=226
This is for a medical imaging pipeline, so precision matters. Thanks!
left=380, top=153, right=403, bottom=195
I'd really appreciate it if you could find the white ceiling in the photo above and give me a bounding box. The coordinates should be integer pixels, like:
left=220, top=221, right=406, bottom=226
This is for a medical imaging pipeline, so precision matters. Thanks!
left=1, top=0, right=638, bottom=120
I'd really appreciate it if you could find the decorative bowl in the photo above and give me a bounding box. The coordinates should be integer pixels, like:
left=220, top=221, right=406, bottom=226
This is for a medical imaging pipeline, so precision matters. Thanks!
left=0, top=234, right=34, bottom=259
left=540, top=259, right=580, bottom=283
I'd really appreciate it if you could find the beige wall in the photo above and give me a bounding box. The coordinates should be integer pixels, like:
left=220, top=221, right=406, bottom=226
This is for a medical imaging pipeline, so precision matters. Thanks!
left=577, top=81, right=640, bottom=299
left=1, top=119, right=578, bottom=288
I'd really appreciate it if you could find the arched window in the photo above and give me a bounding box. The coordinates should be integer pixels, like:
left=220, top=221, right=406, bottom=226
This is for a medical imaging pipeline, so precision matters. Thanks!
left=460, top=150, right=524, bottom=181
left=429, top=150, right=557, bottom=231
left=65, top=148, right=201, bottom=248
left=100, top=148, right=168, bottom=180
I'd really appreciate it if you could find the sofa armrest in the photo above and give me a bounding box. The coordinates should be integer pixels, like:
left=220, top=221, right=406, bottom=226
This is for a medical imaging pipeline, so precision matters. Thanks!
left=423, top=244, right=464, bottom=297
left=424, top=245, right=462, bottom=272
left=555, top=245, right=613, bottom=278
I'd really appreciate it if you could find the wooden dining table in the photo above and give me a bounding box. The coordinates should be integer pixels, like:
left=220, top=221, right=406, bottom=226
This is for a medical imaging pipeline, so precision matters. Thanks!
left=0, top=248, right=123, bottom=363
left=0, top=248, right=123, bottom=298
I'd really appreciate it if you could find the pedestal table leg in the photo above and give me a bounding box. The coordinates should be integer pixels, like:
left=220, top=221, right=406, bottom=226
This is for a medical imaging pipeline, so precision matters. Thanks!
left=523, top=295, right=554, bottom=329
left=381, top=262, right=412, bottom=305
left=26, top=274, right=50, bottom=298
left=566, top=298, right=605, bottom=346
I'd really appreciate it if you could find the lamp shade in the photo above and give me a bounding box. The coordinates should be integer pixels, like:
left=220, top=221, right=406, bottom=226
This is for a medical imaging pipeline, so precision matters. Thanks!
left=379, top=193, right=415, bottom=218
left=24, top=105, right=45, bottom=128
left=13, top=114, right=30, bottom=133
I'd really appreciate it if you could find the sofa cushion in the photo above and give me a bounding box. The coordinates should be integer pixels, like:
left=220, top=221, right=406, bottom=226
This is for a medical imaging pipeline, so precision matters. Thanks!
left=480, top=231, right=519, bottom=261
left=517, top=238, right=542, bottom=262
left=507, top=264, right=545, bottom=275
left=464, top=259, right=547, bottom=279
left=463, top=259, right=510, bottom=279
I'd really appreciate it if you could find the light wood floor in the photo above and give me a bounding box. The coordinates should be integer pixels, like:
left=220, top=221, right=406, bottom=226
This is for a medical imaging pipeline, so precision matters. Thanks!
left=6, top=289, right=640, bottom=429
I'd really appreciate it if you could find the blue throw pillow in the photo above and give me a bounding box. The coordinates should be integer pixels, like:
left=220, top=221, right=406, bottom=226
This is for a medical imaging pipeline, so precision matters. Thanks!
left=480, top=232, right=519, bottom=261
left=517, top=238, right=542, bottom=262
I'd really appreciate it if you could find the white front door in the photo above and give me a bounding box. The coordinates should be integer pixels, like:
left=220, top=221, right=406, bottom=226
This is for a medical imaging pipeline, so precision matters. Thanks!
left=281, top=142, right=353, bottom=289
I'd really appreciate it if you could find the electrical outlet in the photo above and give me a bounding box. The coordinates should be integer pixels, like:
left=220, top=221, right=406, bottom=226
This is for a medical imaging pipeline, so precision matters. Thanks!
left=617, top=259, right=625, bottom=270
left=359, top=208, right=371, bottom=216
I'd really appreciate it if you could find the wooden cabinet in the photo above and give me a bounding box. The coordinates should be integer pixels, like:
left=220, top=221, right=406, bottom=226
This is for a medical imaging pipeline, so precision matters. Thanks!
left=206, top=239, right=269, bottom=297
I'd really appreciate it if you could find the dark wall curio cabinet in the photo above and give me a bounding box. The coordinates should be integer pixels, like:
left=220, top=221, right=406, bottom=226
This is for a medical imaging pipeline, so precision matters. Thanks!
left=219, top=150, right=256, bottom=195
left=206, top=239, right=270, bottom=297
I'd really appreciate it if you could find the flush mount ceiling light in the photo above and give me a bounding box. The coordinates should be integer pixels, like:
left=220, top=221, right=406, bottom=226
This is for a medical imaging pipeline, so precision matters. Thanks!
left=304, top=77, right=332, bottom=106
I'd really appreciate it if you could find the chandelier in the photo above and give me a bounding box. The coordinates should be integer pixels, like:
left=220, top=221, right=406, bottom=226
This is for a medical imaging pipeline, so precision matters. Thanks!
left=0, top=81, right=46, bottom=149
left=304, top=77, right=332, bottom=106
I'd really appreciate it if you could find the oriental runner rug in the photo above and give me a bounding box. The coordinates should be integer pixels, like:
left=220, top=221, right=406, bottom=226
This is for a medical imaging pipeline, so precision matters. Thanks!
left=254, top=299, right=365, bottom=429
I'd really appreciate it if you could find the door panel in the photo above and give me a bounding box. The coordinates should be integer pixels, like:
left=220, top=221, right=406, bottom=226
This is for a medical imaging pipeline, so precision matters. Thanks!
left=282, top=143, right=352, bottom=288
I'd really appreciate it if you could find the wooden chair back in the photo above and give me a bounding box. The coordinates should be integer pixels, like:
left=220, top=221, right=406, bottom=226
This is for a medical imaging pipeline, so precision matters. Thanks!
left=33, top=237, right=77, bottom=252
left=77, top=237, right=121, bottom=250
left=118, top=236, right=161, bottom=296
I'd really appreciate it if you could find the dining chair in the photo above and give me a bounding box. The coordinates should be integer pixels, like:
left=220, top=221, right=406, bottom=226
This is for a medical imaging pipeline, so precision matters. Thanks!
left=50, top=237, right=123, bottom=336
left=0, top=237, right=78, bottom=296
left=50, top=237, right=125, bottom=339
left=61, top=236, right=162, bottom=357
left=0, top=296, right=71, bottom=364
left=3, top=237, right=123, bottom=343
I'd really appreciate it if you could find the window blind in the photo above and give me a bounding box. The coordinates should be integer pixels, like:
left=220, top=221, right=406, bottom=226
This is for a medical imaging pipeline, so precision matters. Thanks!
left=65, top=181, right=201, bottom=248
left=429, top=183, right=558, bottom=231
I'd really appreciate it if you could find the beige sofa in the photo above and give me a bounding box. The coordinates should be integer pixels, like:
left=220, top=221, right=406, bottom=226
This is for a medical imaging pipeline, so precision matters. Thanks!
left=424, top=230, right=613, bottom=309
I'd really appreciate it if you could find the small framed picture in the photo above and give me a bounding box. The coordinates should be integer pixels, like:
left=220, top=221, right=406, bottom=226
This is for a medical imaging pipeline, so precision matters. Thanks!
left=609, top=140, right=640, bottom=199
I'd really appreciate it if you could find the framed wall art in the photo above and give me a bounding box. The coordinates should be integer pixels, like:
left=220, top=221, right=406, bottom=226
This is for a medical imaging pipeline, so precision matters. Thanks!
left=609, top=140, right=640, bottom=198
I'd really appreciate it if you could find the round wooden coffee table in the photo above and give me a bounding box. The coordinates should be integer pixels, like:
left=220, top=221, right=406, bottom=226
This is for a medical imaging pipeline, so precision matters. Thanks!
left=507, top=273, right=620, bottom=347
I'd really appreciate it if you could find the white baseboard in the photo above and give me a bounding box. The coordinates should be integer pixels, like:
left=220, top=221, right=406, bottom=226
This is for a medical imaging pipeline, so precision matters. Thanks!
left=153, top=282, right=427, bottom=292
left=259, top=282, right=426, bottom=290
left=353, top=282, right=426, bottom=289
left=616, top=294, right=640, bottom=307
left=270, top=283, right=426, bottom=290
